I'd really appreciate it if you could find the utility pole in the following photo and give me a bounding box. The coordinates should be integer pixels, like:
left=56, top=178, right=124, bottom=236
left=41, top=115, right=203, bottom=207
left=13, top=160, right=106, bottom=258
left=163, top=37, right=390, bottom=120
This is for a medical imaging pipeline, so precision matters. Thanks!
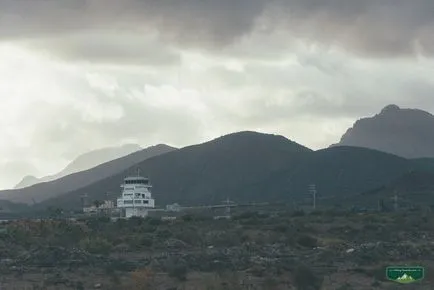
left=308, top=184, right=317, bottom=210
left=80, top=193, right=88, bottom=213
left=104, top=191, right=109, bottom=216
left=106, top=191, right=116, bottom=217
left=223, top=198, right=232, bottom=218
left=393, top=193, right=398, bottom=212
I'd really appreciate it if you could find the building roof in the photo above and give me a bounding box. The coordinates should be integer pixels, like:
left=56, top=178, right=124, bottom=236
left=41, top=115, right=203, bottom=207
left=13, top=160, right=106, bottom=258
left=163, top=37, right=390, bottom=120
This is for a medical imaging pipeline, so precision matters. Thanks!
left=124, top=176, right=149, bottom=181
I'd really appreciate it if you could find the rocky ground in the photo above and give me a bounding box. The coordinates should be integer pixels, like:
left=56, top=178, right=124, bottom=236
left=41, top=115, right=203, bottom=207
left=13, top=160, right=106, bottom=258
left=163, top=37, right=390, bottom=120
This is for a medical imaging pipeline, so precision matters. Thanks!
left=0, top=210, right=433, bottom=289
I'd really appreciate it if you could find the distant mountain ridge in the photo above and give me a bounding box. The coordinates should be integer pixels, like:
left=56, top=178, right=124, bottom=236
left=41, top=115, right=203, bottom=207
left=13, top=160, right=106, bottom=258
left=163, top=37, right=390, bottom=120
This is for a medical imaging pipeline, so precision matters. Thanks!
left=14, top=144, right=142, bottom=189
left=2, top=129, right=434, bottom=212
left=34, top=131, right=313, bottom=209
left=31, top=131, right=434, bottom=211
left=0, top=144, right=176, bottom=204
left=333, top=104, right=434, bottom=158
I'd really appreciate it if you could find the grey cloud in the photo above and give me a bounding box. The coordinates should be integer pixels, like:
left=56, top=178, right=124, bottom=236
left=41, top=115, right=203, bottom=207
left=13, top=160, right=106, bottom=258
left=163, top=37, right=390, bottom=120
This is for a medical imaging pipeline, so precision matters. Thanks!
left=22, top=32, right=181, bottom=66
left=28, top=93, right=205, bottom=161
left=0, top=0, right=266, bottom=61
left=196, top=56, right=434, bottom=126
left=1, top=0, right=434, bottom=58
left=89, top=99, right=205, bottom=147
left=273, top=0, right=434, bottom=57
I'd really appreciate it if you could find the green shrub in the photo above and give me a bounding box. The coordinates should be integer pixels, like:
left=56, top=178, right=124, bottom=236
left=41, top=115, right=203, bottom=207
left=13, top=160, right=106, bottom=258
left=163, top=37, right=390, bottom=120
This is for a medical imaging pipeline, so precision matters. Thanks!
left=296, top=235, right=318, bottom=248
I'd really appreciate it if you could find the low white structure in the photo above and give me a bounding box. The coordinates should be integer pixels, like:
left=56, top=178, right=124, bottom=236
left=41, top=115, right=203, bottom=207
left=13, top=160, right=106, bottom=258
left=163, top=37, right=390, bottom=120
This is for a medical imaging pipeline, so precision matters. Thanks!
left=100, top=200, right=115, bottom=209
left=83, top=200, right=115, bottom=214
left=83, top=206, right=97, bottom=214
left=116, top=174, right=155, bottom=218
left=166, top=203, right=181, bottom=212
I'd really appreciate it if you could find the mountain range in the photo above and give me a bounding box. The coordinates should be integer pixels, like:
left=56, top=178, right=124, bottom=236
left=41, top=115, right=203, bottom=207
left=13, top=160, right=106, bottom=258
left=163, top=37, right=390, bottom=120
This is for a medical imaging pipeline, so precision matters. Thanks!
left=34, top=131, right=312, bottom=209
left=14, top=144, right=143, bottom=189
left=33, top=132, right=434, bottom=211
left=3, top=104, right=434, bottom=212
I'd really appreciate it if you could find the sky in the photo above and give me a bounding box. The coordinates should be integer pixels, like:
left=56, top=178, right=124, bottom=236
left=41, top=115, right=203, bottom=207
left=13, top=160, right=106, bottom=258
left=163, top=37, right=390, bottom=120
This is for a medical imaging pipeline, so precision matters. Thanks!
left=1, top=0, right=434, bottom=189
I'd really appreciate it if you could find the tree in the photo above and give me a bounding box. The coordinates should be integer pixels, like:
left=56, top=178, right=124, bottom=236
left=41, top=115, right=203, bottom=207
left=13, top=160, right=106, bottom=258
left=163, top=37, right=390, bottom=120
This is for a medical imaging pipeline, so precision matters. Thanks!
left=296, top=235, right=318, bottom=248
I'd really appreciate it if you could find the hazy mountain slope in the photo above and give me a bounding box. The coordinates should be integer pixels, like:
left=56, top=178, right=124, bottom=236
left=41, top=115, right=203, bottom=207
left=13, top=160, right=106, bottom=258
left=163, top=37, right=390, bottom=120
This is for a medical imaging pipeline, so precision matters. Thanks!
left=333, top=105, right=434, bottom=158
left=0, top=144, right=176, bottom=204
left=14, top=144, right=142, bottom=189
left=0, top=200, right=29, bottom=213
left=15, top=176, right=40, bottom=189
left=35, top=131, right=313, bottom=209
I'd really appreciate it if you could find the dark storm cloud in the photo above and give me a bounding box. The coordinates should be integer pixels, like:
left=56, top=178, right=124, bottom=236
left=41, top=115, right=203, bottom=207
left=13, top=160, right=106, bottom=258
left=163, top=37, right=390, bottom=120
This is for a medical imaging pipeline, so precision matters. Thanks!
left=1, top=0, right=434, bottom=58
left=274, top=0, right=434, bottom=57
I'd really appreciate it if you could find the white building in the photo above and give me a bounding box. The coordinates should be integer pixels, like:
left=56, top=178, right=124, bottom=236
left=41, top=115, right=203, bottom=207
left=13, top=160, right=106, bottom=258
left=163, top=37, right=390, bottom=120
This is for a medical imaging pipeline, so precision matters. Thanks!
left=83, top=200, right=115, bottom=214
left=83, top=206, right=97, bottom=214
left=166, top=203, right=181, bottom=212
left=100, top=200, right=115, bottom=209
left=116, top=174, right=155, bottom=218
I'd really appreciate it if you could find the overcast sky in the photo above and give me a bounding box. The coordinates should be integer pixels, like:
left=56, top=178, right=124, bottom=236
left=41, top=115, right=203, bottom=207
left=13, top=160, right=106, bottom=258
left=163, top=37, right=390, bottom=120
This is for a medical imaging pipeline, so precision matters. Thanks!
left=1, top=0, right=434, bottom=189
